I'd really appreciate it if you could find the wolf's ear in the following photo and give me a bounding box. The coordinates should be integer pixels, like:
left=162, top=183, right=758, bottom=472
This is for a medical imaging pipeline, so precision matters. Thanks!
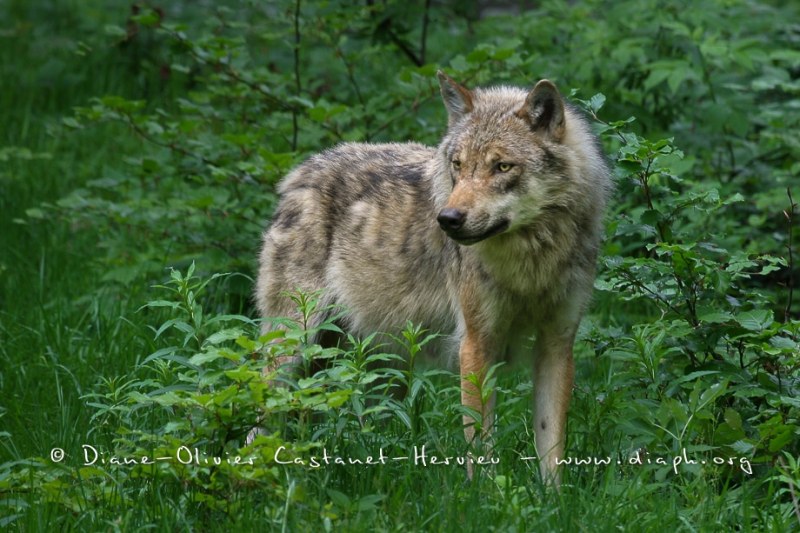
left=518, top=80, right=565, bottom=141
left=437, top=70, right=474, bottom=125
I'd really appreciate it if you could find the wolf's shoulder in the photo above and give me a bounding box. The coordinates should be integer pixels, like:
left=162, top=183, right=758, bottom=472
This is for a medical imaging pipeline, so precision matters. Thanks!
left=309, top=141, right=436, bottom=166
left=278, top=142, right=437, bottom=196
left=279, top=142, right=436, bottom=192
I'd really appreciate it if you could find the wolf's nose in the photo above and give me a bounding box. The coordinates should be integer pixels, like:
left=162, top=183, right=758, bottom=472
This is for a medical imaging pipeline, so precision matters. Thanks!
left=437, top=208, right=466, bottom=231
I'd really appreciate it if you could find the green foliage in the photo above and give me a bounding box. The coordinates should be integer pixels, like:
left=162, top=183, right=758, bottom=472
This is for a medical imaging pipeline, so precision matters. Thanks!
left=2, top=0, right=799, bottom=530
left=1, top=266, right=465, bottom=528
left=583, top=96, right=799, bottom=478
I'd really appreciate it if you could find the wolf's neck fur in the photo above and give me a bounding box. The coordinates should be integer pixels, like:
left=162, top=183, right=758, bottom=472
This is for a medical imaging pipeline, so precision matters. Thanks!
left=473, top=215, right=578, bottom=297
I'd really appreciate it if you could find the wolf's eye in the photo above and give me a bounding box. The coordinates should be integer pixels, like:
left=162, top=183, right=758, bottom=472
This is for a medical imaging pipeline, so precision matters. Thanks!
left=452, top=160, right=461, bottom=171
left=497, top=162, right=514, bottom=173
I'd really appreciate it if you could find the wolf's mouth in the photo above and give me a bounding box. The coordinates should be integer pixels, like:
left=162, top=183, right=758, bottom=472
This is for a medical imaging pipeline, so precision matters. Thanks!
left=447, top=219, right=510, bottom=246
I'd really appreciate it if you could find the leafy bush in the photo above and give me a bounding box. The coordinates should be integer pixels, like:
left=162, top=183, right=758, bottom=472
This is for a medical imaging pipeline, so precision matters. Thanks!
left=591, top=114, right=799, bottom=478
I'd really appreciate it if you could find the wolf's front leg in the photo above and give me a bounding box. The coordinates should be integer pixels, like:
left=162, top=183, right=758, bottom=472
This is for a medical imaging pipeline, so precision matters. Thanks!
left=533, top=328, right=576, bottom=487
left=458, top=329, right=496, bottom=478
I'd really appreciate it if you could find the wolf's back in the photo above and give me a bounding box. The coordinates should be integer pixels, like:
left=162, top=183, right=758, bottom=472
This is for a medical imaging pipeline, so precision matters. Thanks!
left=255, top=142, right=458, bottom=334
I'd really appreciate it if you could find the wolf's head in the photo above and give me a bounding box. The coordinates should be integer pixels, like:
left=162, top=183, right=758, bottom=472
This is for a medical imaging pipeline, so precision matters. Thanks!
left=434, top=71, right=592, bottom=246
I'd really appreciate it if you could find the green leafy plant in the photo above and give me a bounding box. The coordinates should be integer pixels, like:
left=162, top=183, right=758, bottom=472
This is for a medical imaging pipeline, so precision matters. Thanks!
left=585, top=94, right=799, bottom=485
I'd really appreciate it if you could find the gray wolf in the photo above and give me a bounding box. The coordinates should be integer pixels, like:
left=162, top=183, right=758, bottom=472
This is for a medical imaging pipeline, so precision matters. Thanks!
left=254, top=71, right=612, bottom=485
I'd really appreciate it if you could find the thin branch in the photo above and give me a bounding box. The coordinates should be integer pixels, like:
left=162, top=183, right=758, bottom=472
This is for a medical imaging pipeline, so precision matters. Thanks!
left=587, top=109, right=630, bottom=147
left=337, top=47, right=369, bottom=140
left=615, top=269, right=684, bottom=320
left=784, top=187, right=797, bottom=322
left=292, top=0, right=302, bottom=151
left=369, top=65, right=487, bottom=138
left=420, top=0, right=431, bottom=65
left=161, top=25, right=295, bottom=113
left=221, top=67, right=296, bottom=112
left=386, top=26, right=423, bottom=66
left=365, top=0, right=422, bottom=66
left=161, top=24, right=348, bottom=146
left=122, top=111, right=219, bottom=167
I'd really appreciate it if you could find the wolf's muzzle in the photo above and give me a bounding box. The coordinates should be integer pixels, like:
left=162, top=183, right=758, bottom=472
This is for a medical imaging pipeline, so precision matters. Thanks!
left=437, top=208, right=466, bottom=232
left=438, top=211, right=510, bottom=246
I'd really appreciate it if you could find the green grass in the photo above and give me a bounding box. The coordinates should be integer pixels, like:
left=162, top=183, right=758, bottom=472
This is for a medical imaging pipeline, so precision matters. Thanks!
left=1, top=0, right=799, bottom=531
left=0, top=0, right=160, bottom=490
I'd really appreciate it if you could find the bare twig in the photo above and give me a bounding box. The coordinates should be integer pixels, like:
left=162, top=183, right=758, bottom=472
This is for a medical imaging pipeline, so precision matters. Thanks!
left=369, top=65, right=487, bottom=138
left=292, top=0, right=302, bottom=151
left=420, top=0, right=431, bottom=65
left=784, top=187, right=797, bottom=322
left=376, top=0, right=432, bottom=67
left=337, top=47, right=368, bottom=139
left=385, top=27, right=423, bottom=66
